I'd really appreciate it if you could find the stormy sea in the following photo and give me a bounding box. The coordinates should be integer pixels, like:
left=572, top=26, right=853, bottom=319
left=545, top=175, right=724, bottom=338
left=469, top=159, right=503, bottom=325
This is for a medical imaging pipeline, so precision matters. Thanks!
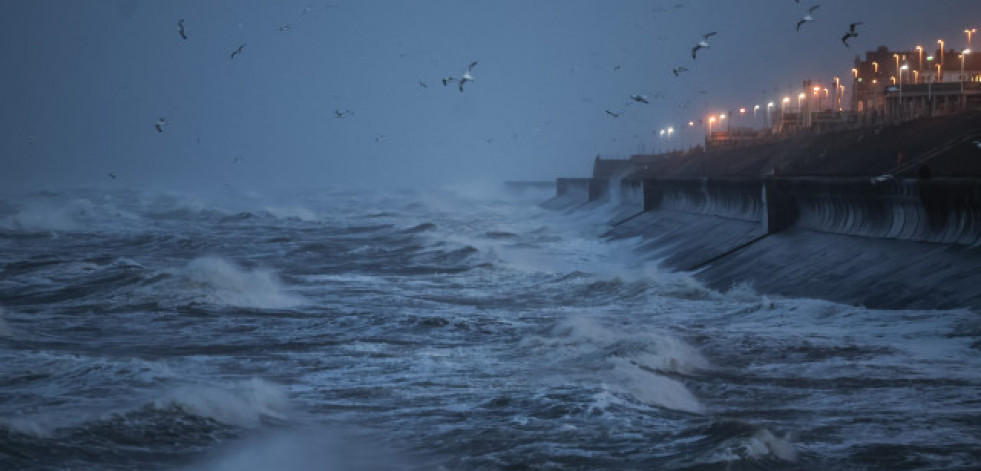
left=0, top=186, right=978, bottom=470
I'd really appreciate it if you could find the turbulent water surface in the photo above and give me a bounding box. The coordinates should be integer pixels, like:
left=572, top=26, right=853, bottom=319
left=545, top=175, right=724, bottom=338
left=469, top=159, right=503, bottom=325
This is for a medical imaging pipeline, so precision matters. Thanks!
left=0, top=187, right=978, bottom=470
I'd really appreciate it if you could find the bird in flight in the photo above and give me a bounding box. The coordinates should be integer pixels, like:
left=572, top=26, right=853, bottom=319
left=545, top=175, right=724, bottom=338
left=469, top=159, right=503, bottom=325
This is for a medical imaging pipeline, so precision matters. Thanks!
left=841, top=22, right=862, bottom=47
left=334, top=110, right=353, bottom=119
left=604, top=109, right=622, bottom=118
left=418, top=81, right=428, bottom=89
left=154, top=118, right=166, bottom=133
left=442, top=61, right=478, bottom=92
left=230, top=43, right=246, bottom=59
left=797, top=5, right=820, bottom=31
left=629, top=94, right=650, bottom=104
left=108, top=172, right=117, bottom=179
left=177, top=19, right=187, bottom=40
left=692, top=32, right=716, bottom=59
left=458, top=61, right=478, bottom=92
left=672, top=66, right=688, bottom=76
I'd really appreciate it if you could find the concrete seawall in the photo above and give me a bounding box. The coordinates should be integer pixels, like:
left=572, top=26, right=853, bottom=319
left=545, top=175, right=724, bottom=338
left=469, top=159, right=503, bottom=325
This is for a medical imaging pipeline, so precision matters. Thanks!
left=634, top=177, right=981, bottom=245
left=561, top=176, right=981, bottom=309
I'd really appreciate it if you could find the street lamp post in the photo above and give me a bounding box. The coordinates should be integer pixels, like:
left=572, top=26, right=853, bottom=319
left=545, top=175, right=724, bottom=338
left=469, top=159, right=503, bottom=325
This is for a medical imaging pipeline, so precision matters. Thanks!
left=797, top=93, right=806, bottom=126
left=899, top=64, right=908, bottom=117
left=938, top=39, right=945, bottom=66
left=916, top=45, right=924, bottom=75
left=766, top=102, right=774, bottom=129
left=966, top=28, right=977, bottom=49
left=894, top=53, right=901, bottom=78
left=960, top=49, right=971, bottom=106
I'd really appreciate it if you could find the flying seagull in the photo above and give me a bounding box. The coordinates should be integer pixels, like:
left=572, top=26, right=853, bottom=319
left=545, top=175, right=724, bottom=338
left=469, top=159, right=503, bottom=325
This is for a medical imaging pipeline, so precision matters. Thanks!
left=841, top=22, right=862, bottom=47
left=178, top=19, right=187, bottom=40
left=605, top=109, right=622, bottom=118
left=230, top=43, right=246, bottom=59
left=614, top=64, right=622, bottom=71
left=797, top=5, right=820, bottom=31
left=279, top=24, right=291, bottom=32
left=108, top=172, right=117, bottom=179
left=418, top=81, right=428, bottom=89
left=442, top=61, right=478, bottom=92
left=629, top=94, right=650, bottom=104
left=458, top=61, right=477, bottom=92
left=154, top=118, right=166, bottom=133
left=672, top=66, right=688, bottom=76
left=692, top=32, right=716, bottom=59
left=334, top=110, right=353, bottom=119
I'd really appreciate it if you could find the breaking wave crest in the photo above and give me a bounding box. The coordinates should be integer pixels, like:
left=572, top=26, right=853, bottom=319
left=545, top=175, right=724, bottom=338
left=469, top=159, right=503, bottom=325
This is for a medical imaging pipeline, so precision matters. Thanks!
left=526, top=315, right=709, bottom=413
left=175, top=256, right=302, bottom=309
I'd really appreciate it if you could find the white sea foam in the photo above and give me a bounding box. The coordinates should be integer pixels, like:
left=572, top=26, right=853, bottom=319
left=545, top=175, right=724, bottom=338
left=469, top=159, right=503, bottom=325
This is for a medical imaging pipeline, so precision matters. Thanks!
left=703, top=428, right=798, bottom=464
left=529, top=315, right=709, bottom=413
left=179, top=256, right=302, bottom=309
left=604, top=360, right=705, bottom=414
left=159, top=378, right=291, bottom=429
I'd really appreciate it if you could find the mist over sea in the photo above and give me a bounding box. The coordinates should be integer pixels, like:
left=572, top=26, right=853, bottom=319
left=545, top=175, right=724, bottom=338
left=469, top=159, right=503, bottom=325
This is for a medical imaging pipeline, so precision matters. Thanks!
left=0, top=186, right=978, bottom=470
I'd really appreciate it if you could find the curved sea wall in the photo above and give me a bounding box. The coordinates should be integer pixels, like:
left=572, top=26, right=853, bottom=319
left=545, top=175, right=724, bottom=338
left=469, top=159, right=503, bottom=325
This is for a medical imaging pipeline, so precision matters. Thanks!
left=561, top=176, right=981, bottom=309
left=635, top=177, right=981, bottom=245
left=768, top=178, right=981, bottom=245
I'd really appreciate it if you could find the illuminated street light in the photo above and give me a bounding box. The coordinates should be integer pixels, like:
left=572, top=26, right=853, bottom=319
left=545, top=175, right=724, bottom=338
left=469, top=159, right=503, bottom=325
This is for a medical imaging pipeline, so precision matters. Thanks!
left=766, top=102, right=774, bottom=128
left=966, top=28, right=977, bottom=49
left=915, top=45, right=924, bottom=72
left=913, top=69, right=919, bottom=83
left=899, top=64, right=909, bottom=113
left=937, top=62, right=943, bottom=82
left=753, top=104, right=760, bottom=117
left=893, top=53, right=901, bottom=75
left=890, top=76, right=896, bottom=85
left=938, top=39, right=945, bottom=66
left=851, top=67, right=859, bottom=79
left=872, top=61, right=879, bottom=73
left=708, top=116, right=716, bottom=135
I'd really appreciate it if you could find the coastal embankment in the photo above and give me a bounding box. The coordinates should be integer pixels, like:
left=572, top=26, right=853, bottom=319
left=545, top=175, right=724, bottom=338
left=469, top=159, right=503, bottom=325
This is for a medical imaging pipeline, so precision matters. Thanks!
left=545, top=112, right=981, bottom=310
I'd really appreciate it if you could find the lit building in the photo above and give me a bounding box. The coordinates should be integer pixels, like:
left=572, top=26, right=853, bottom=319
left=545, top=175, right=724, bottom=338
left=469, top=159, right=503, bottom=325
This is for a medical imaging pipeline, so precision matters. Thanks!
left=852, top=46, right=981, bottom=118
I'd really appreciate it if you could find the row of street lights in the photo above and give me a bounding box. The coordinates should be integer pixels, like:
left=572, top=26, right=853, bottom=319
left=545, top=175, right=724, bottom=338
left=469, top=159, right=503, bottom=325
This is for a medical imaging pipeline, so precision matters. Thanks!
left=652, top=27, right=976, bottom=152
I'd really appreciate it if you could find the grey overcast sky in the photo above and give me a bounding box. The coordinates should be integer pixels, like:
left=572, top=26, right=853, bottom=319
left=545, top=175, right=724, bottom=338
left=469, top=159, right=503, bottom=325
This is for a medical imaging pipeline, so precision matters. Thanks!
left=2, top=0, right=980, bottom=193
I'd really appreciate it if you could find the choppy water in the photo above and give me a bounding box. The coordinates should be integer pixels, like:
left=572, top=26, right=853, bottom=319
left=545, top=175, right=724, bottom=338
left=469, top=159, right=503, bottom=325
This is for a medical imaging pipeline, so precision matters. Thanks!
left=0, top=186, right=978, bottom=470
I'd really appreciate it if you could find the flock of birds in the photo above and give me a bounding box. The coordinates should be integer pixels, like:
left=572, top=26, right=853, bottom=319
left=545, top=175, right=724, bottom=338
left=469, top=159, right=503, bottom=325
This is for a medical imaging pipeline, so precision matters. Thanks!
left=130, top=2, right=881, bottom=182
left=601, top=2, right=865, bottom=121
